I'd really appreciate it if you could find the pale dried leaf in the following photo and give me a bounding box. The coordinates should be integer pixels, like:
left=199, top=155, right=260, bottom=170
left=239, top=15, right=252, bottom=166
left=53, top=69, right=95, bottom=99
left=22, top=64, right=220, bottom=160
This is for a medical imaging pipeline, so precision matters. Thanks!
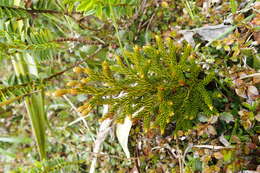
left=90, top=105, right=112, bottom=173
left=180, top=24, right=233, bottom=46
left=230, top=136, right=241, bottom=144
left=207, top=125, right=217, bottom=136
left=116, top=116, right=132, bottom=158
left=242, top=119, right=252, bottom=130
left=238, top=72, right=247, bottom=78
left=209, top=116, right=218, bottom=124
left=180, top=30, right=195, bottom=45
left=247, top=85, right=259, bottom=100
left=130, top=166, right=139, bottom=173
left=233, top=79, right=244, bottom=87
left=238, top=109, right=247, bottom=117
left=213, top=152, right=223, bottom=159
left=235, top=88, right=248, bottom=98
left=255, top=113, right=260, bottom=122
left=253, top=75, right=260, bottom=84
left=219, top=134, right=230, bottom=147
left=198, top=128, right=205, bottom=136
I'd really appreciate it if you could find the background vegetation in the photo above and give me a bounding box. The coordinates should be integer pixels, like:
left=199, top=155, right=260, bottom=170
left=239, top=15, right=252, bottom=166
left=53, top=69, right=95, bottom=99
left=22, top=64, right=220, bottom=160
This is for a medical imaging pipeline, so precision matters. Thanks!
left=0, top=0, right=259, bottom=172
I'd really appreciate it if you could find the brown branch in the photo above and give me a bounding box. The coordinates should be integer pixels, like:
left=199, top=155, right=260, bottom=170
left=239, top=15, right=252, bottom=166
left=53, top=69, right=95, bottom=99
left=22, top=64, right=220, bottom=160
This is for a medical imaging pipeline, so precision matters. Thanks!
left=55, top=38, right=103, bottom=45
left=1, top=3, right=133, bottom=16
left=112, top=3, right=135, bottom=7
left=1, top=5, right=104, bottom=32
left=78, top=23, right=102, bottom=32
left=43, top=46, right=107, bottom=81
left=27, top=9, right=80, bottom=15
left=0, top=5, right=81, bottom=16
left=89, top=152, right=137, bottom=161
left=0, top=90, right=40, bottom=107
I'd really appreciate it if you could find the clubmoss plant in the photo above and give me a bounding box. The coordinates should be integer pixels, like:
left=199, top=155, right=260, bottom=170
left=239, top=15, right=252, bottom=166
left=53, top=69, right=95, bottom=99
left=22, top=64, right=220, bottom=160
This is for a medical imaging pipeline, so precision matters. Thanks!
left=55, top=36, right=218, bottom=134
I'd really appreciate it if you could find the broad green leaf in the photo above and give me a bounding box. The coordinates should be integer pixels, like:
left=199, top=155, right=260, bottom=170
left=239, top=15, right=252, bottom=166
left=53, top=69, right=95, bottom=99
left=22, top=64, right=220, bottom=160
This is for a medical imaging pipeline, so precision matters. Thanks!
left=24, top=93, right=48, bottom=160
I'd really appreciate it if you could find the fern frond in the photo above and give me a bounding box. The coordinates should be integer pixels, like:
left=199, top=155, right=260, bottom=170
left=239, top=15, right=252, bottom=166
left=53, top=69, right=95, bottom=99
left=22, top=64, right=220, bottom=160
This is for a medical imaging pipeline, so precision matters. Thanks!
left=0, top=6, right=29, bottom=19
left=0, top=81, right=43, bottom=106
left=0, top=0, right=61, bottom=18
left=33, top=0, right=58, bottom=10
left=0, top=24, right=59, bottom=60
left=63, top=0, right=138, bottom=18
left=26, top=29, right=58, bottom=60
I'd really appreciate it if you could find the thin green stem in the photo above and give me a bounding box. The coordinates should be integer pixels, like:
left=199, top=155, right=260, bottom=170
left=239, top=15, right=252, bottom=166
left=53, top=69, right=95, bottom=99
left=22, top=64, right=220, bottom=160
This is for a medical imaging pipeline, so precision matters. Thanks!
left=108, top=1, right=130, bottom=66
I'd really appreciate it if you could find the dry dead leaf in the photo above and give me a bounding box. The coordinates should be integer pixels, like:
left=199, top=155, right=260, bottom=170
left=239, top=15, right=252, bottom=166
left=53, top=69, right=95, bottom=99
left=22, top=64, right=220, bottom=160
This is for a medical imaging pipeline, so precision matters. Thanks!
left=238, top=72, right=247, bottom=78
left=129, top=166, right=139, bottom=173
left=207, top=125, right=217, bottom=136
left=241, top=119, right=252, bottom=130
left=247, top=142, right=257, bottom=150
left=116, top=116, right=132, bottom=158
left=213, top=152, right=223, bottom=159
left=247, top=85, right=259, bottom=100
left=233, top=78, right=244, bottom=87
left=253, top=75, right=260, bottom=84
left=251, top=14, right=260, bottom=25
left=219, top=134, right=230, bottom=147
left=235, top=88, right=247, bottom=98
left=179, top=24, right=233, bottom=46
left=90, top=105, right=112, bottom=173
left=255, top=113, right=260, bottom=122
left=251, top=11, right=260, bottom=44
left=253, top=32, right=260, bottom=44
left=230, top=135, right=241, bottom=144
left=197, top=124, right=207, bottom=136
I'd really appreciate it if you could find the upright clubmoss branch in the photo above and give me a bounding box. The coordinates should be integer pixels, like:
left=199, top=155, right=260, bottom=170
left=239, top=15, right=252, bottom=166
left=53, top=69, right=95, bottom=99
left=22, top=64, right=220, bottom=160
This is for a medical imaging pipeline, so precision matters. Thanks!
left=56, top=36, right=218, bottom=133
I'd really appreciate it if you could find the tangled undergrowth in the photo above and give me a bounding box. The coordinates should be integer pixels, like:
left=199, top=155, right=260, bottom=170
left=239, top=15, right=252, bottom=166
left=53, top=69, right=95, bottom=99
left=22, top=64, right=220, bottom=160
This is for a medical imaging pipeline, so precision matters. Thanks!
left=0, top=0, right=259, bottom=173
